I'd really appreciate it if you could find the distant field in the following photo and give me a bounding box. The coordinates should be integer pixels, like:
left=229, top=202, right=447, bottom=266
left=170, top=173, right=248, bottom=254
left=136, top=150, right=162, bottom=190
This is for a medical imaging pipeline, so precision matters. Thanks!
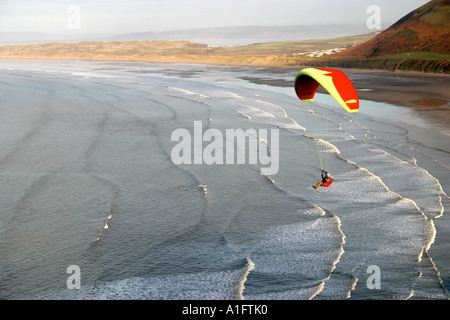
left=213, top=33, right=376, bottom=55
left=0, top=33, right=376, bottom=66
left=1, top=32, right=448, bottom=73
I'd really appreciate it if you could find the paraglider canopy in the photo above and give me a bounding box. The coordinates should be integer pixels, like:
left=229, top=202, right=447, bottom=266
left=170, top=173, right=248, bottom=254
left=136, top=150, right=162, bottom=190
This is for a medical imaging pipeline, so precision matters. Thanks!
left=294, top=68, right=359, bottom=113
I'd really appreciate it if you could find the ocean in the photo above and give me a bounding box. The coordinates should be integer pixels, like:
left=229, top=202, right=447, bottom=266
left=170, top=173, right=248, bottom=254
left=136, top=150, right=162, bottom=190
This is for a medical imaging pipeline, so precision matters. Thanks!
left=0, top=60, right=448, bottom=300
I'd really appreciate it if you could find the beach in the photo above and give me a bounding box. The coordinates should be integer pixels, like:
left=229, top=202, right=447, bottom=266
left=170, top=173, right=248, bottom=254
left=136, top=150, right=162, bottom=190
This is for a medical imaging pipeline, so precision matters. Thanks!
left=0, top=59, right=448, bottom=300
left=241, top=66, right=450, bottom=135
left=344, top=69, right=450, bottom=132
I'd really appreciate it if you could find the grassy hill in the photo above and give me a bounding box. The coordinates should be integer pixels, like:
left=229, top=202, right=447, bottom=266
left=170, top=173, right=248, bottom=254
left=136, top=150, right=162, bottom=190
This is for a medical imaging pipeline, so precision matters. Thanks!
left=315, top=0, right=450, bottom=73
left=0, top=1, right=448, bottom=73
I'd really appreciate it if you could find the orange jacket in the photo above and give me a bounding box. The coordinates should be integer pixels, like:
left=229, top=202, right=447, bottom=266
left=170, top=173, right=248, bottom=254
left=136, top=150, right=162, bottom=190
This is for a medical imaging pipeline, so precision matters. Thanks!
left=321, top=178, right=333, bottom=187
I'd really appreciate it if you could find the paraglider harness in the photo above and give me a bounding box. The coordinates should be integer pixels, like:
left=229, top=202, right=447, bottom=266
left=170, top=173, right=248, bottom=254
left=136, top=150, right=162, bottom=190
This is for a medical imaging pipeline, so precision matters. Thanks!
left=313, top=170, right=333, bottom=189
left=320, top=170, right=333, bottom=187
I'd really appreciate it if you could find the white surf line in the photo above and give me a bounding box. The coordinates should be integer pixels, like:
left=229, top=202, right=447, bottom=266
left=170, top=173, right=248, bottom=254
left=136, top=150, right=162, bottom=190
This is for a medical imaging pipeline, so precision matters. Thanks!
left=343, top=158, right=429, bottom=243
left=363, top=143, right=446, bottom=293
left=343, top=115, right=376, bottom=140
left=364, top=136, right=423, bottom=167
left=415, top=219, right=448, bottom=298
left=79, top=108, right=121, bottom=244
left=164, top=93, right=214, bottom=126
left=264, top=175, right=275, bottom=184
left=311, top=205, right=326, bottom=217
left=343, top=157, right=444, bottom=299
left=94, top=181, right=121, bottom=243
left=425, top=246, right=449, bottom=299
left=243, top=105, right=276, bottom=118
left=301, top=133, right=341, bottom=157
left=309, top=215, right=346, bottom=300
left=436, top=195, right=445, bottom=219
left=315, top=136, right=341, bottom=155
left=278, top=117, right=306, bottom=132
left=343, top=110, right=448, bottom=172
left=237, top=257, right=256, bottom=300
left=96, top=212, right=113, bottom=242
left=406, top=272, right=422, bottom=300
left=307, top=109, right=357, bottom=141
left=345, top=121, right=450, bottom=204
left=226, top=90, right=306, bottom=131
left=336, top=127, right=449, bottom=290
left=372, top=147, right=446, bottom=218
left=351, top=112, right=450, bottom=174
left=267, top=100, right=306, bottom=131
left=408, top=228, right=448, bottom=300
left=239, top=112, right=251, bottom=119
left=412, top=146, right=450, bottom=172
left=241, top=215, right=324, bottom=299
left=346, top=261, right=367, bottom=299
left=406, top=221, right=450, bottom=300
left=346, top=158, right=425, bottom=216
left=197, top=184, right=208, bottom=198
left=345, top=133, right=450, bottom=238
left=242, top=213, right=346, bottom=300
left=168, top=86, right=211, bottom=99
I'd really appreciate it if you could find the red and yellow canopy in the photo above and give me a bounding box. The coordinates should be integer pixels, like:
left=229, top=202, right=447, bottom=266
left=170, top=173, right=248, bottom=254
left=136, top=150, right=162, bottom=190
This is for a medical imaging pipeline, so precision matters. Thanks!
left=294, top=68, right=359, bottom=113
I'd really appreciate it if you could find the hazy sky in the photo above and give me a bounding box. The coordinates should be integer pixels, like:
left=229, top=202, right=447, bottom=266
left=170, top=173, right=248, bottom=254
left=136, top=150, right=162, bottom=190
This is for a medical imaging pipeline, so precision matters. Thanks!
left=0, top=0, right=430, bottom=34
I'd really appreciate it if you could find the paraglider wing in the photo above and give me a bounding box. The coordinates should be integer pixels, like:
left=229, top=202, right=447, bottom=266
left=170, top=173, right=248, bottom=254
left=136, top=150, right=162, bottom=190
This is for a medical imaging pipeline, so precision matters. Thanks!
left=294, top=68, right=359, bottom=113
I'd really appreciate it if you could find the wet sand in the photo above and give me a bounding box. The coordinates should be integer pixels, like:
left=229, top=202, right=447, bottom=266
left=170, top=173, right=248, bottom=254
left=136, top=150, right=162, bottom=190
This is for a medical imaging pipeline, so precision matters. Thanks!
left=242, top=66, right=450, bottom=133
left=334, top=69, right=450, bottom=127
left=346, top=69, right=450, bottom=105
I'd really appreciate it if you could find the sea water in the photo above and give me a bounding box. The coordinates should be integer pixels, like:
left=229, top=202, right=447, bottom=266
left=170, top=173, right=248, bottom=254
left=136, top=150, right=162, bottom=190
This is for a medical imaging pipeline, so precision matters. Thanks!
left=0, top=60, right=448, bottom=300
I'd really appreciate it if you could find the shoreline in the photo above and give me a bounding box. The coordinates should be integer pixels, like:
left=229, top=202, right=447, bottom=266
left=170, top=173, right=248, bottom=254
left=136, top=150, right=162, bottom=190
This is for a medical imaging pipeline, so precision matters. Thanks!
left=2, top=57, right=449, bottom=138
left=237, top=64, right=450, bottom=132
left=332, top=68, right=450, bottom=132
left=1, top=57, right=449, bottom=301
